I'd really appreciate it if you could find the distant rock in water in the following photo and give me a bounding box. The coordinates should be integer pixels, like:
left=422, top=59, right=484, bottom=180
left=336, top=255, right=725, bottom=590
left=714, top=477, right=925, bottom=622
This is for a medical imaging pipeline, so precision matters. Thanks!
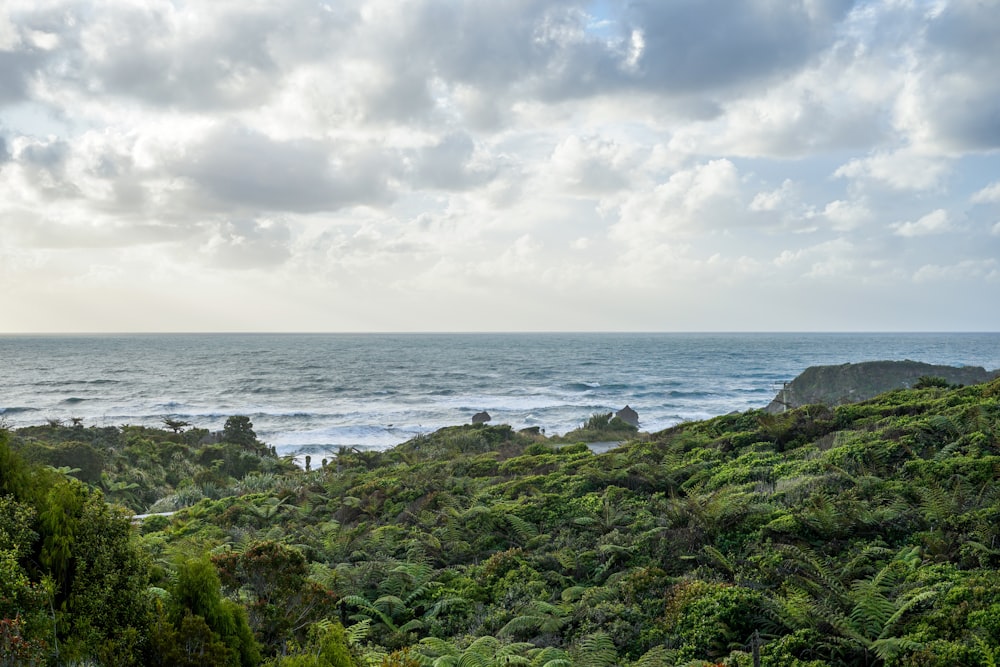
left=766, top=360, right=1000, bottom=413
left=471, top=411, right=492, bottom=424
left=615, top=405, right=639, bottom=428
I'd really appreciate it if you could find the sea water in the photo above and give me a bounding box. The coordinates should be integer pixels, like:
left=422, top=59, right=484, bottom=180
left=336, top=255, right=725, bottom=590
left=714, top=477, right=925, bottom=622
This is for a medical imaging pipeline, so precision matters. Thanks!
left=1, top=333, right=998, bottom=459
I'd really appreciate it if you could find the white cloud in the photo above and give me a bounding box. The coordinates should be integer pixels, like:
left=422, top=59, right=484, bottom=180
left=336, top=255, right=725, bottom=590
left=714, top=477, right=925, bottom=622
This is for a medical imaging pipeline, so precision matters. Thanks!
left=750, top=180, right=796, bottom=212
left=610, top=159, right=742, bottom=243
left=972, top=181, right=1000, bottom=204
left=834, top=149, right=950, bottom=191
left=822, top=199, right=872, bottom=231
left=913, top=259, right=999, bottom=283
left=548, top=134, right=640, bottom=193
left=892, top=209, right=952, bottom=237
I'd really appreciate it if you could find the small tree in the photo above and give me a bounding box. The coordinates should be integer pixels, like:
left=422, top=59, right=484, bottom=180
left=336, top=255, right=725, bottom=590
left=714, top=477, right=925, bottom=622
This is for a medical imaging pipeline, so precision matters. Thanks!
left=223, top=416, right=258, bottom=449
left=162, top=418, right=191, bottom=434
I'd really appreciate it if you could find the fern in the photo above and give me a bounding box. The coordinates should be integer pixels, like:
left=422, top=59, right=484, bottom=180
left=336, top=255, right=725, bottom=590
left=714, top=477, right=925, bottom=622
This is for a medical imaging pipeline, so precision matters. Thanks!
left=506, top=514, right=539, bottom=545
left=632, top=645, right=671, bottom=666
left=576, top=632, right=617, bottom=667
left=345, top=618, right=372, bottom=645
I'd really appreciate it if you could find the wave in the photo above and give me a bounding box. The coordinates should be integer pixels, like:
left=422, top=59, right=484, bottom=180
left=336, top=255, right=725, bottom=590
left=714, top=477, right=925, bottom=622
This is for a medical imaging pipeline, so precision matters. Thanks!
left=665, top=390, right=715, bottom=398
left=562, top=382, right=602, bottom=392
left=36, top=379, right=121, bottom=386
left=61, top=397, right=87, bottom=404
left=0, top=406, right=38, bottom=415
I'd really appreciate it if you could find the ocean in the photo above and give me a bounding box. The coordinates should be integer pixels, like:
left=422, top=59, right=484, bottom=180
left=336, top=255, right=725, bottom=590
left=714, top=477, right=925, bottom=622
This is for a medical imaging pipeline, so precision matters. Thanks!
left=1, top=333, right=998, bottom=459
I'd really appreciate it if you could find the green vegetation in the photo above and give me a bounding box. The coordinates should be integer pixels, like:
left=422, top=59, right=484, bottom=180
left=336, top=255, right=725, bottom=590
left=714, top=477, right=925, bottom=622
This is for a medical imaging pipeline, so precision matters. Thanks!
left=3, top=379, right=1000, bottom=665
left=552, top=411, right=642, bottom=443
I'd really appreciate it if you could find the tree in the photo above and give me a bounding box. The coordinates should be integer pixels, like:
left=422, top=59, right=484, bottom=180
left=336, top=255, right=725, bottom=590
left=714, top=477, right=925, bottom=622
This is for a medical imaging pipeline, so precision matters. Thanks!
left=223, top=416, right=260, bottom=450
left=162, top=418, right=192, bottom=434
left=164, top=557, right=260, bottom=667
left=213, top=541, right=338, bottom=654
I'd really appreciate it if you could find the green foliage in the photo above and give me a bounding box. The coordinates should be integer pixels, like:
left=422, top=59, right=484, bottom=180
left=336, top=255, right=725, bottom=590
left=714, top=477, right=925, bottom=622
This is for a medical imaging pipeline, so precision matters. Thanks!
left=914, top=376, right=951, bottom=390
left=554, top=412, right=641, bottom=443
left=167, top=556, right=261, bottom=666
left=6, top=378, right=1000, bottom=666
left=265, top=621, right=364, bottom=667
left=223, top=416, right=260, bottom=449
left=214, top=541, right=338, bottom=654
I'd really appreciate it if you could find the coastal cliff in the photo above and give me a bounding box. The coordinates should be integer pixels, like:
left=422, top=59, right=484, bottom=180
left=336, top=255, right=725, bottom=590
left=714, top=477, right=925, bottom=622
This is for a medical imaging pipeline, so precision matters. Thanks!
left=765, top=359, right=1000, bottom=413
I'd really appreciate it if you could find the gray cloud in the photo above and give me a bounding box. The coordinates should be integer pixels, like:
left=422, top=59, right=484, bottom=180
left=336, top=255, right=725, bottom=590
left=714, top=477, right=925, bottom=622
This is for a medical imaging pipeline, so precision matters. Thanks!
left=623, top=0, right=854, bottom=93
left=920, top=1, right=1000, bottom=150
left=19, top=136, right=70, bottom=170
left=177, top=124, right=394, bottom=213
left=0, top=51, right=42, bottom=106
left=75, top=4, right=277, bottom=109
left=408, top=133, right=498, bottom=190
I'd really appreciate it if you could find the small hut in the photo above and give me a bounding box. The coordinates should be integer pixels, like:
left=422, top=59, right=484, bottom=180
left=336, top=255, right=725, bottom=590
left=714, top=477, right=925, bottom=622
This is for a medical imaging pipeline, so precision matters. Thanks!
left=615, top=405, right=639, bottom=428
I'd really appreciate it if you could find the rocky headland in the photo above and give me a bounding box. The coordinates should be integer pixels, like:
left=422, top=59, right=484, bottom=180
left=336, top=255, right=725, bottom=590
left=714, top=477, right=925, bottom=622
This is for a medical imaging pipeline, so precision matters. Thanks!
left=765, top=359, right=1000, bottom=413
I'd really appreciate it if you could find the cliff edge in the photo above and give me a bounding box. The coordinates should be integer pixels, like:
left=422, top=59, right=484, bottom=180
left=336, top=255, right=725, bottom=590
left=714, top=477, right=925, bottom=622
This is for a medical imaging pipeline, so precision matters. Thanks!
left=765, top=360, right=1000, bottom=413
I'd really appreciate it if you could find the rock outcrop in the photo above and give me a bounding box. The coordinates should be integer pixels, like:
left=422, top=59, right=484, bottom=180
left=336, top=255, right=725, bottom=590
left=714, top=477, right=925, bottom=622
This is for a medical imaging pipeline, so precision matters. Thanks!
left=765, top=360, right=999, bottom=413
left=615, top=405, right=639, bottom=428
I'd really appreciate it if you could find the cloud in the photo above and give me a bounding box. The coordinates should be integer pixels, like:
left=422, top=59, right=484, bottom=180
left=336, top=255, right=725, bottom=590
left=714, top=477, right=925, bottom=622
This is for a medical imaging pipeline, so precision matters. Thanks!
left=200, top=218, right=292, bottom=270
left=834, top=149, right=949, bottom=191
left=176, top=123, right=394, bottom=213
left=610, top=159, right=742, bottom=244
left=972, top=181, right=1000, bottom=204
left=407, top=132, right=499, bottom=191
left=913, top=258, right=999, bottom=283
left=893, top=0, right=1000, bottom=151
left=822, top=199, right=872, bottom=232
left=2, top=0, right=1000, bottom=332
left=750, top=180, right=796, bottom=212
left=548, top=134, right=639, bottom=193
left=892, top=209, right=952, bottom=237
left=623, top=0, right=853, bottom=94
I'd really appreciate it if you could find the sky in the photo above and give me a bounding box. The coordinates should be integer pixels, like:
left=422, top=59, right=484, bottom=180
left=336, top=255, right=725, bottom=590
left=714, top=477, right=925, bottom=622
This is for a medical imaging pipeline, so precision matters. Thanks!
left=1, top=0, right=999, bottom=333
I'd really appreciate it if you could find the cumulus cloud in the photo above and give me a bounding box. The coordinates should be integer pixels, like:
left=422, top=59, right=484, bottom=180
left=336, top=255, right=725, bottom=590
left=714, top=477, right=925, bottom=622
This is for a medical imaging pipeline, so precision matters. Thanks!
left=822, top=199, right=872, bottom=232
left=549, top=135, right=639, bottom=193
left=834, top=149, right=950, bottom=191
left=972, top=181, right=1000, bottom=204
left=610, top=159, right=742, bottom=244
left=892, top=209, right=952, bottom=237
left=1, top=0, right=999, bottom=331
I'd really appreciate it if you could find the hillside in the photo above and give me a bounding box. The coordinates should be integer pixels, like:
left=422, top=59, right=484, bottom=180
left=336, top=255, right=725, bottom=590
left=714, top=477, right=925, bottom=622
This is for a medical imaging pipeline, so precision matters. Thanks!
left=3, top=378, right=1000, bottom=665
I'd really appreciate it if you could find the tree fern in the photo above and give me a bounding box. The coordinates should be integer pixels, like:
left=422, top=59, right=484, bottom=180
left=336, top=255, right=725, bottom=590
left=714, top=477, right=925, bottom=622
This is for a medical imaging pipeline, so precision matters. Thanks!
left=505, top=514, right=538, bottom=545
left=632, top=645, right=671, bottom=666
left=575, top=632, right=617, bottom=667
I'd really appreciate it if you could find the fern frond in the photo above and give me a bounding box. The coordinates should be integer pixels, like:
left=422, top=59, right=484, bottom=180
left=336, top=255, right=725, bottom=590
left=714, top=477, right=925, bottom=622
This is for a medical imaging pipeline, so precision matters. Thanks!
left=345, top=618, right=372, bottom=644
left=577, top=632, right=617, bottom=667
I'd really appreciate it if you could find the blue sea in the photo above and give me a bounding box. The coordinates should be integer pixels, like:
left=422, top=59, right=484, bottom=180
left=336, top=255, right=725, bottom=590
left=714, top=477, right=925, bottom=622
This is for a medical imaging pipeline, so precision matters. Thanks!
left=1, top=333, right=998, bottom=459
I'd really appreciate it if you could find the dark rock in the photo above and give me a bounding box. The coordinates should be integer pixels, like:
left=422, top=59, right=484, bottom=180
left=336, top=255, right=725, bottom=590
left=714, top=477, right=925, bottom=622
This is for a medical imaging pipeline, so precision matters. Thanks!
left=615, top=405, right=639, bottom=427
left=472, top=411, right=492, bottom=424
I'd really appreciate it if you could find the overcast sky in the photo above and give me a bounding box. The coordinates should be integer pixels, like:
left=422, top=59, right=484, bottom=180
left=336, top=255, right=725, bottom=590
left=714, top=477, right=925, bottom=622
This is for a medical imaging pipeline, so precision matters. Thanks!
left=1, top=0, right=999, bottom=332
